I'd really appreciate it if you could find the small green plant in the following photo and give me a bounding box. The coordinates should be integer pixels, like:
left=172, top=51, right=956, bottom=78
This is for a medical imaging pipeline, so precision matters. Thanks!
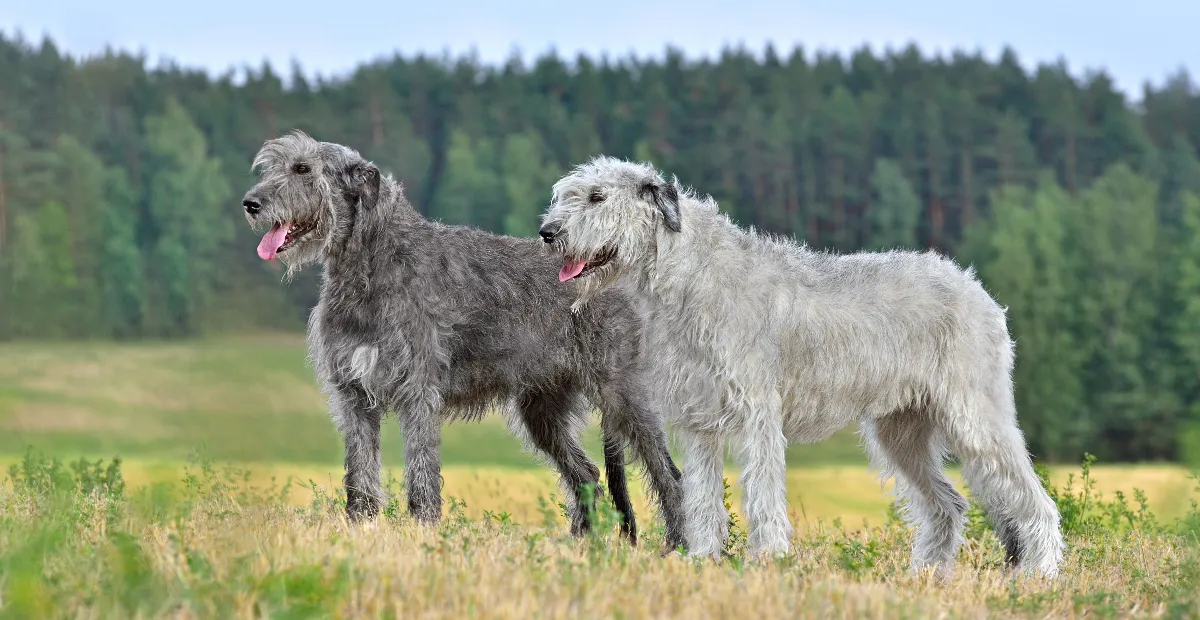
left=70, top=456, right=127, bottom=499
left=305, top=479, right=345, bottom=518
left=1179, top=471, right=1200, bottom=542
left=381, top=468, right=406, bottom=521
left=6, top=447, right=125, bottom=501
left=1036, top=453, right=1168, bottom=538
left=963, top=495, right=992, bottom=540
left=579, top=481, right=599, bottom=537
left=1051, top=453, right=1102, bottom=535
left=573, top=482, right=630, bottom=566
left=482, top=509, right=515, bottom=529
left=445, top=495, right=471, bottom=531
left=833, top=538, right=881, bottom=577
left=721, top=477, right=746, bottom=557
left=884, top=498, right=904, bottom=526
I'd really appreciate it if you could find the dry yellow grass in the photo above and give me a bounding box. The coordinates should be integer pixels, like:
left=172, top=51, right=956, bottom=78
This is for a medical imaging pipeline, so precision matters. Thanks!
left=130, top=507, right=1189, bottom=619
left=3, top=471, right=1196, bottom=620
left=2, top=451, right=1198, bottom=618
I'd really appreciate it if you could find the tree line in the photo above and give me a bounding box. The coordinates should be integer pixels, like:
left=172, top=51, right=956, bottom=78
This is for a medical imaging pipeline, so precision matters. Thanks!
left=2, top=32, right=1200, bottom=464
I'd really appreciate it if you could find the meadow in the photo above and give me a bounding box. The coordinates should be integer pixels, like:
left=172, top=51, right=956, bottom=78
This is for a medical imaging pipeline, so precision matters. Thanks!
left=1, top=335, right=1199, bottom=617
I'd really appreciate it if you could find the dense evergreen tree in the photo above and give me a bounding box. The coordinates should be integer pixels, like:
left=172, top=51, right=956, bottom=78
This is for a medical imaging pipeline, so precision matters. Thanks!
left=971, top=178, right=1083, bottom=461
left=865, top=158, right=920, bottom=251
left=141, top=98, right=231, bottom=336
left=1, top=31, right=1199, bottom=463
left=501, top=132, right=559, bottom=238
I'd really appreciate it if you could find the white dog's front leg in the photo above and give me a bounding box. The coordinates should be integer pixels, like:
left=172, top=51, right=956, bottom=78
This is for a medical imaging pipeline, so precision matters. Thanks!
left=735, top=390, right=793, bottom=559
left=679, top=428, right=729, bottom=557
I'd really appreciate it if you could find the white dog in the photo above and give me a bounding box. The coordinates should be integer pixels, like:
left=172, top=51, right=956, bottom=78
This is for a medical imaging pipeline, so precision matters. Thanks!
left=537, top=156, right=1064, bottom=579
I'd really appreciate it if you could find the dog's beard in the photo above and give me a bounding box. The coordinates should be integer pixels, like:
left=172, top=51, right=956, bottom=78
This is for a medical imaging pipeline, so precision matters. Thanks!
left=279, top=247, right=319, bottom=281
left=569, top=273, right=604, bottom=313
left=277, top=222, right=330, bottom=280
left=273, top=204, right=339, bottom=275
left=568, top=261, right=622, bottom=313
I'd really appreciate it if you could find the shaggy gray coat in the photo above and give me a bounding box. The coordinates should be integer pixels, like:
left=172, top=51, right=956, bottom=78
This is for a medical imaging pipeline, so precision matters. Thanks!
left=539, top=156, right=1065, bottom=579
left=240, top=133, right=685, bottom=549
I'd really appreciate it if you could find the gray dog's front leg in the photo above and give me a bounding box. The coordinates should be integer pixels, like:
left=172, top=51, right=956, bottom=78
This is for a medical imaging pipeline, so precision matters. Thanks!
left=334, top=386, right=385, bottom=521
left=399, top=398, right=443, bottom=525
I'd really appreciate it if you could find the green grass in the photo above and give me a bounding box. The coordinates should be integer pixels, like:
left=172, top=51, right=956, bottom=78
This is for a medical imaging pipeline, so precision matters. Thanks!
left=0, top=334, right=866, bottom=468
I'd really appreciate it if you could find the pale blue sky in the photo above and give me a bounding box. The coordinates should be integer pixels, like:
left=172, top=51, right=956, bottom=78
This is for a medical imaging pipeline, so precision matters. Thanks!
left=2, top=0, right=1197, bottom=100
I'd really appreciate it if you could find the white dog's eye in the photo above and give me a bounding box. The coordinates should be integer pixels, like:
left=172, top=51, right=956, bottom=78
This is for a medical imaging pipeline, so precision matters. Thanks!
left=588, top=190, right=604, bottom=204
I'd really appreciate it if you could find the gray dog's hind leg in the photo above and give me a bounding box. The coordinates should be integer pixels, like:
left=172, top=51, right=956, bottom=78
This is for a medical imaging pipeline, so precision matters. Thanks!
left=601, top=425, right=638, bottom=544
left=398, top=395, right=444, bottom=525
left=633, top=426, right=688, bottom=552
left=334, top=386, right=385, bottom=521
left=598, top=386, right=688, bottom=553
left=516, top=386, right=602, bottom=536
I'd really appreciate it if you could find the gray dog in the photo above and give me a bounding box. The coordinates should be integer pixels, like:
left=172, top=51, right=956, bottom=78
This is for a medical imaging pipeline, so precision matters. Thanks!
left=240, top=132, right=686, bottom=550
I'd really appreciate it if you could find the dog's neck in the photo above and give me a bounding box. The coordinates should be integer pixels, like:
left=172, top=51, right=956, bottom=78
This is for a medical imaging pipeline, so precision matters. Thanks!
left=634, top=203, right=722, bottom=302
left=634, top=202, right=816, bottom=310
left=322, top=179, right=421, bottom=292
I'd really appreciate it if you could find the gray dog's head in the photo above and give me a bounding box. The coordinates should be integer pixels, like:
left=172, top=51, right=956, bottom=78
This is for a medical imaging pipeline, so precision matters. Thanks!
left=539, top=156, right=681, bottom=306
left=242, top=130, right=382, bottom=273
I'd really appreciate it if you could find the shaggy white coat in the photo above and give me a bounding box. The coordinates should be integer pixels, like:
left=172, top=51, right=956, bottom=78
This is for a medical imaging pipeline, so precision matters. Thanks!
left=540, top=157, right=1065, bottom=578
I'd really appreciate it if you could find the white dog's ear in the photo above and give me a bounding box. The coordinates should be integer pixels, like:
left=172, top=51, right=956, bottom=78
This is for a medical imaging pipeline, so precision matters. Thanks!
left=641, top=181, right=681, bottom=233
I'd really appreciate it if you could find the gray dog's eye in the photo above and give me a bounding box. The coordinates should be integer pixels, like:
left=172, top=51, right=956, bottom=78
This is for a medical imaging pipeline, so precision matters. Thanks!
left=293, top=163, right=311, bottom=174
left=588, top=190, right=604, bottom=204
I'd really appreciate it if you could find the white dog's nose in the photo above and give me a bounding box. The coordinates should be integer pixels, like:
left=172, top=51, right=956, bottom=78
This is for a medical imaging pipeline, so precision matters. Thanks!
left=538, top=222, right=560, bottom=243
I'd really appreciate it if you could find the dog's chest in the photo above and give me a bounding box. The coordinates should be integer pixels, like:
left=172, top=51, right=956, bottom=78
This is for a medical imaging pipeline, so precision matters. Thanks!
left=308, top=285, right=393, bottom=385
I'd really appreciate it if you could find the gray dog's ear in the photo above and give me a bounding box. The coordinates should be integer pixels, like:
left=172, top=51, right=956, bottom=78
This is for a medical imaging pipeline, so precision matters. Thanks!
left=351, top=161, right=381, bottom=210
left=641, top=181, right=681, bottom=233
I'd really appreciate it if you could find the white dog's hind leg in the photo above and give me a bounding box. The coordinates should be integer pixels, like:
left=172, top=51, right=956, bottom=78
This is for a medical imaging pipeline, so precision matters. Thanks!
left=679, top=428, right=729, bottom=557
left=861, top=413, right=968, bottom=580
left=735, top=389, right=793, bottom=558
left=941, top=393, right=1065, bottom=579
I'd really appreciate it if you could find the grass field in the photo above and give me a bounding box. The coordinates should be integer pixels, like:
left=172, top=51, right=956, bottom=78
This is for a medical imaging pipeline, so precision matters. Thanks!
left=2, top=335, right=1199, bottom=617
left=1, top=335, right=1197, bottom=523
left=0, top=334, right=869, bottom=467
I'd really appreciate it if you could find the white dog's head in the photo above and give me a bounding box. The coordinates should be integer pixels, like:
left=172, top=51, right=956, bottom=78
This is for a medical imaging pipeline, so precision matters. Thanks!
left=539, top=157, right=682, bottom=306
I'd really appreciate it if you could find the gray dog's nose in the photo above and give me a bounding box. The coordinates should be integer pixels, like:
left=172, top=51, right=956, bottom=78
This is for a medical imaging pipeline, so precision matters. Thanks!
left=243, top=198, right=262, bottom=215
left=538, top=222, right=560, bottom=243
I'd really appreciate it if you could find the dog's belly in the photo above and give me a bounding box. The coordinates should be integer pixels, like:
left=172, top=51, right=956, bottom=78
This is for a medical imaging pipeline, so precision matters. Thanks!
left=663, top=367, right=920, bottom=444
left=779, top=371, right=927, bottom=443
left=780, top=407, right=854, bottom=444
left=654, top=328, right=926, bottom=443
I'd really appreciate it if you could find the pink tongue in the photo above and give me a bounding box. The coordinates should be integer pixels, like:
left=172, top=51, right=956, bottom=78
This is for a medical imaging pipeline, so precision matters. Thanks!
left=257, top=223, right=290, bottom=261
left=559, top=258, right=588, bottom=282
